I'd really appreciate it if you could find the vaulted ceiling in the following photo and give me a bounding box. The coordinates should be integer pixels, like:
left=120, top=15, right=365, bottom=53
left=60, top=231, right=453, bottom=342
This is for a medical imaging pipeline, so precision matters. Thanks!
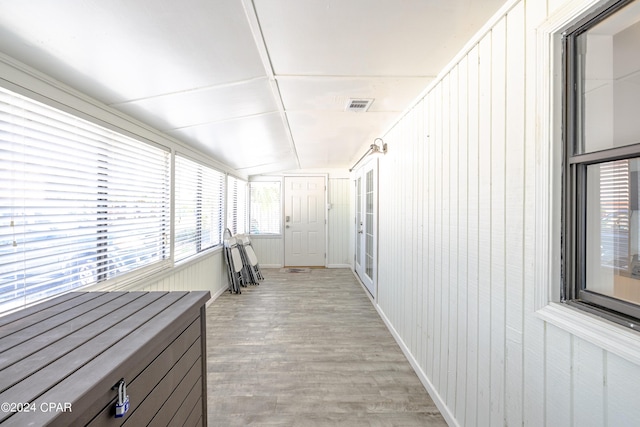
left=0, top=0, right=506, bottom=176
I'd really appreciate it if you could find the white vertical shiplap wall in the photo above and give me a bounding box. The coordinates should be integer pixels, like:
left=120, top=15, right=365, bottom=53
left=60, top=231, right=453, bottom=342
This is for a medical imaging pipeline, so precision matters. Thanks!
left=328, top=178, right=351, bottom=267
left=375, top=0, right=640, bottom=426
left=250, top=237, right=284, bottom=267
left=250, top=177, right=351, bottom=268
left=129, top=251, right=228, bottom=299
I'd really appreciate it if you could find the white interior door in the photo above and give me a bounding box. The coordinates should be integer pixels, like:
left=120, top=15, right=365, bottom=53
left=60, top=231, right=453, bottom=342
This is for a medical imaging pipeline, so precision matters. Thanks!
left=354, top=158, right=377, bottom=297
left=284, top=176, right=326, bottom=267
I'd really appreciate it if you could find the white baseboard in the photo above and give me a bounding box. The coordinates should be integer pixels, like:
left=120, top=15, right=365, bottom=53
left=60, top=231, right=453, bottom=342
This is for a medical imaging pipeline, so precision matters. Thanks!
left=205, top=285, right=229, bottom=308
left=375, top=305, right=459, bottom=427
left=262, top=264, right=351, bottom=269
left=349, top=271, right=458, bottom=427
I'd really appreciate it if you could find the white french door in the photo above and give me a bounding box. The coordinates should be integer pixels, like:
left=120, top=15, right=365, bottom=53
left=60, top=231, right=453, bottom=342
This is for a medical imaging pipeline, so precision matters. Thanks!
left=284, top=176, right=327, bottom=267
left=354, top=158, right=377, bottom=297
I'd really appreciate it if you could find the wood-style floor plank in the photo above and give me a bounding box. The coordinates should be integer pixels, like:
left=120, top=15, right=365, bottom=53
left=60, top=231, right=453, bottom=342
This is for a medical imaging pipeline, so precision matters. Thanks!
left=206, top=268, right=447, bottom=426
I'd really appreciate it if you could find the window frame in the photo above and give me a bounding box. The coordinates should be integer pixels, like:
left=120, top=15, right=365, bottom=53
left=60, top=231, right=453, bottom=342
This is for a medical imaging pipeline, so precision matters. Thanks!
left=563, top=0, right=640, bottom=327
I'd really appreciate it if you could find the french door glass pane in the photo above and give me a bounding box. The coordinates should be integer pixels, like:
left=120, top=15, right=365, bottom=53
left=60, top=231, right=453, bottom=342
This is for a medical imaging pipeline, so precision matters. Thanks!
left=365, top=170, right=374, bottom=279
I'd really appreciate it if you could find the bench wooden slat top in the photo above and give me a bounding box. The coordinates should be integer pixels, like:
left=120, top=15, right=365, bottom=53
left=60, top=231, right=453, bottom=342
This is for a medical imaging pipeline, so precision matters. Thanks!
left=0, top=292, right=126, bottom=367
left=0, top=292, right=162, bottom=392
left=0, top=291, right=209, bottom=426
left=0, top=292, right=96, bottom=330
left=0, top=292, right=109, bottom=340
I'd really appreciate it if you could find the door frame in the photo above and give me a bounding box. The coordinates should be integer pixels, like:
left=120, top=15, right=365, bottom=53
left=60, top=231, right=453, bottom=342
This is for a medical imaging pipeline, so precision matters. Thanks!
left=352, top=157, right=378, bottom=298
left=282, top=174, right=329, bottom=267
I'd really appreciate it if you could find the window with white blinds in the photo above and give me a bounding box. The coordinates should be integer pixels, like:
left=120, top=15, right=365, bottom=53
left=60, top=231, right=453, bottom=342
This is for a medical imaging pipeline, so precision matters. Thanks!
left=174, top=155, right=224, bottom=262
left=227, top=175, right=247, bottom=235
left=249, top=181, right=281, bottom=234
left=0, top=87, right=171, bottom=314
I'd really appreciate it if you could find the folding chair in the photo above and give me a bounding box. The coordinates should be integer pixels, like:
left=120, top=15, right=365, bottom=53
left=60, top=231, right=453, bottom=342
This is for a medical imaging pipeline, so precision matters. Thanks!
left=237, top=233, right=264, bottom=282
left=223, top=230, right=242, bottom=293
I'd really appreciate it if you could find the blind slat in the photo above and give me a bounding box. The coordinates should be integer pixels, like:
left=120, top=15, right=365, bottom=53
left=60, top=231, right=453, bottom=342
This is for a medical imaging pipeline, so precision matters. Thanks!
left=250, top=181, right=281, bottom=235
left=0, top=86, right=171, bottom=315
left=174, top=155, right=224, bottom=262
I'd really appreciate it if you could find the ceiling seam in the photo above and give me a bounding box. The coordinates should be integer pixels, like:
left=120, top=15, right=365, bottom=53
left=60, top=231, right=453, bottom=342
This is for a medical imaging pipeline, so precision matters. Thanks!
left=275, top=74, right=438, bottom=80
left=164, top=110, right=282, bottom=132
left=240, top=0, right=301, bottom=170
left=108, top=76, right=272, bottom=106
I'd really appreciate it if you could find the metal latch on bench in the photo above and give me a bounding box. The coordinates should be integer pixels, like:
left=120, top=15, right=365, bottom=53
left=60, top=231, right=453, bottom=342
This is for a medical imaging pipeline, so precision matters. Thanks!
left=113, top=379, right=130, bottom=418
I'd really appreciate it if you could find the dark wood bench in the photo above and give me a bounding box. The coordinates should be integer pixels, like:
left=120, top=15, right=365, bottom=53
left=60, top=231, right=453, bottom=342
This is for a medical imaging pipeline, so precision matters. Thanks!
left=0, top=291, right=210, bottom=426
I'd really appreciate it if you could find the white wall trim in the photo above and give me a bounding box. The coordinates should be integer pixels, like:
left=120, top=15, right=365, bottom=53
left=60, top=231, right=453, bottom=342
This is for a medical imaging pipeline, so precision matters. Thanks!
left=537, top=303, right=640, bottom=365
left=534, top=5, right=562, bottom=311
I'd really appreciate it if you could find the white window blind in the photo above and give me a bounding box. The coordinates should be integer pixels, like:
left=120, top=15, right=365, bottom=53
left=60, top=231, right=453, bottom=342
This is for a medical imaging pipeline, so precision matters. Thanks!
left=598, top=159, right=630, bottom=269
left=0, top=87, right=171, bottom=315
left=249, top=181, right=281, bottom=234
left=174, top=155, right=224, bottom=262
left=227, top=175, right=247, bottom=235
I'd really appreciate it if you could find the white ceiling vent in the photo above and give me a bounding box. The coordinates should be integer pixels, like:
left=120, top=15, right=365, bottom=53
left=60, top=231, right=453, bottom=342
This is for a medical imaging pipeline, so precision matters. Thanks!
left=345, top=98, right=374, bottom=112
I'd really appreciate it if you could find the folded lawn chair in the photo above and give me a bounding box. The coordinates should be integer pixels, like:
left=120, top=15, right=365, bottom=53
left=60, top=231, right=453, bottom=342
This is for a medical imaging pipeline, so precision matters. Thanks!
left=236, top=233, right=264, bottom=283
left=223, top=229, right=243, bottom=294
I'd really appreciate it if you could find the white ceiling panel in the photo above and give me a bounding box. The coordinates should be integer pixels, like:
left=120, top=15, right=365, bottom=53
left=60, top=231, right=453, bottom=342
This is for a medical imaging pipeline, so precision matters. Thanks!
left=0, top=0, right=508, bottom=175
left=254, top=0, right=506, bottom=77
left=0, top=0, right=265, bottom=104
left=277, top=76, right=433, bottom=112
left=113, top=77, right=279, bottom=131
left=166, top=112, right=297, bottom=171
left=286, top=111, right=398, bottom=169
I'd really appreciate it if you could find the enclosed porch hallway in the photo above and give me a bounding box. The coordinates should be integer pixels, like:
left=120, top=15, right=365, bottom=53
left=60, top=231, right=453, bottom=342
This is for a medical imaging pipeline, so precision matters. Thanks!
left=205, top=268, right=447, bottom=426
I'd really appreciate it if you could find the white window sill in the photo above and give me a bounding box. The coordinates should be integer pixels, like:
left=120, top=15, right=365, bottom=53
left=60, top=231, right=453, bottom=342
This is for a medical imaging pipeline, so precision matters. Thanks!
left=536, top=302, right=640, bottom=365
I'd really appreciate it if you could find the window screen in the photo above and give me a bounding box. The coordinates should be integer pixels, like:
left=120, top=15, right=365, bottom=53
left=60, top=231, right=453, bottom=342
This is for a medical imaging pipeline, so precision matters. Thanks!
left=174, top=155, right=224, bottom=262
left=249, top=181, right=281, bottom=235
left=0, top=87, right=171, bottom=314
left=227, top=175, right=247, bottom=235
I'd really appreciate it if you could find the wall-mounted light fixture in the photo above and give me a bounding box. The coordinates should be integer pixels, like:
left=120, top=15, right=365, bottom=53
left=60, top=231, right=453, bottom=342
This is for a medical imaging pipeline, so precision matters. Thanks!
left=349, top=138, right=387, bottom=172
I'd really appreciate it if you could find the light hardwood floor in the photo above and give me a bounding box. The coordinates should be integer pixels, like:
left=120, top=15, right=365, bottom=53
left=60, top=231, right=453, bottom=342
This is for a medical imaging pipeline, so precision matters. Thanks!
left=206, top=268, right=447, bottom=426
